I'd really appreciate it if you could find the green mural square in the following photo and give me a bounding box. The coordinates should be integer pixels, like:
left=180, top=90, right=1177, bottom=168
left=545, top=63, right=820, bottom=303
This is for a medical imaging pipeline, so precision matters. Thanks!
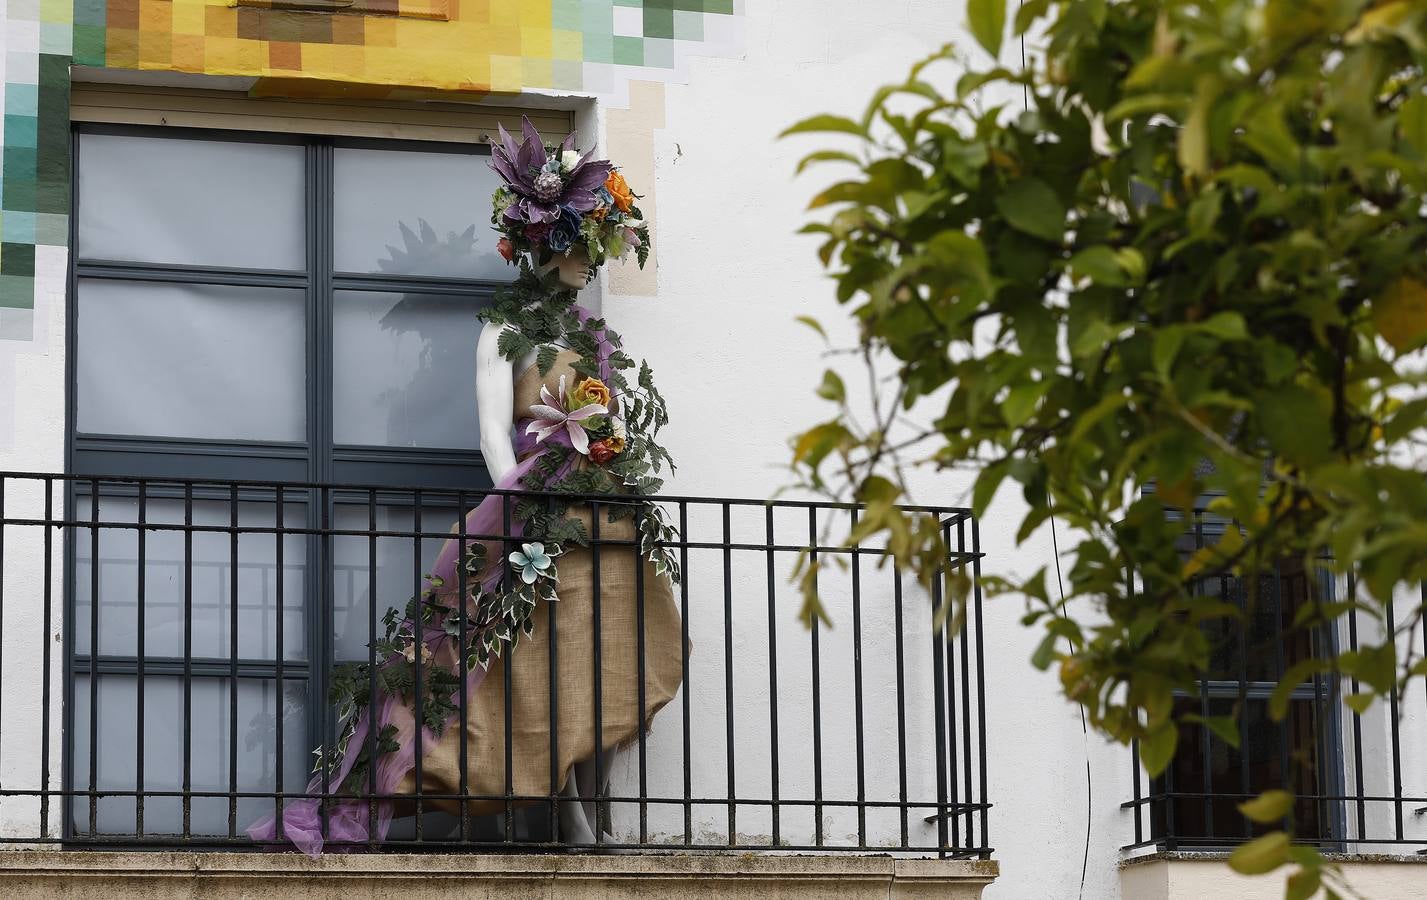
left=73, top=24, right=105, bottom=65
left=643, top=37, right=674, bottom=68
left=4, top=211, right=36, bottom=244
left=3, top=115, right=38, bottom=148
left=35, top=212, right=67, bottom=246
left=583, top=30, right=613, bottom=64
left=0, top=243, right=37, bottom=277
left=35, top=178, right=67, bottom=216
left=672, top=9, right=703, bottom=40
left=0, top=275, right=36, bottom=311
left=643, top=2, right=674, bottom=39
left=4, top=84, right=38, bottom=117
left=40, top=22, right=72, bottom=55
left=73, top=0, right=106, bottom=26
left=613, top=35, right=644, bottom=66
left=613, top=0, right=643, bottom=7
left=40, top=0, right=73, bottom=25
left=551, top=0, right=581, bottom=31
left=3, top=145, right=37, bottom=177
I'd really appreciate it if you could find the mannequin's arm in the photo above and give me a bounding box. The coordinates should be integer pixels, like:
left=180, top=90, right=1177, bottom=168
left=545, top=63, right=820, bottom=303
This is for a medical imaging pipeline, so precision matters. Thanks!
left=476, top=323, right=518, bottom=482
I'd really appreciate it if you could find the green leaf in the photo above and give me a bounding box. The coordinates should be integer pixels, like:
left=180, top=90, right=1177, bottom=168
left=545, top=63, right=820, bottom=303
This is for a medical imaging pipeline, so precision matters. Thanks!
left=780, top=115, right=867, bottom=140
left=1399, top=94, right=1427, bottom=153
left=1238, top=789, right=1293, bottom=823
left=967, top=0, right=1007, bottom=59
left=972, top=459, right=1011, bottom=518
left=817, top=369, right=847, bottom=404
left=1139, top=722, right=1178, bottom=776
left=1002, top=381, right=1049, bottom=428
left=1228, top=831, right=1290, bottom=876
left=1195, top=311, right=1247, bottom=340
left=1031, top=631, right=1060, bottom=670
left=796, top=149, right=861, bottom=175
left=994, top=178, right=1066, bottom=243
left=1068, top=245, right=1129, bottom=287
left=1257, top=386, right=1333, bottom=468
left=1344, top=692, right=1375, bottom=715
left=795, top=315, right=828, bottom=342
left=1286, top=868, right=1322, bottom=900
left=1153, top=327, right=1186, bottom=381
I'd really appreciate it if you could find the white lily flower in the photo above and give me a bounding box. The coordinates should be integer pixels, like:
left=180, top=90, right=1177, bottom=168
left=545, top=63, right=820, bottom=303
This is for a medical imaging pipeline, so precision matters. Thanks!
left=525, top=374, right=607, bottom=456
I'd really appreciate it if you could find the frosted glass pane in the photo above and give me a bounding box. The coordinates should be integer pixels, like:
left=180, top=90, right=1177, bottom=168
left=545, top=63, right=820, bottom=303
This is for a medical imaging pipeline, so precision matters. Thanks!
left=76, top=280, right=305, bottom=441
left=71, top=675, right=309, bottom=837
left=331, top=503, right=461, bottom=662
left=78, top=133, right=304, bottom=270
left=75, top=495, right=308, bottom=660
left=333, top=147, right=507, bottom=278
left=332, top=290, right=482, bottom=448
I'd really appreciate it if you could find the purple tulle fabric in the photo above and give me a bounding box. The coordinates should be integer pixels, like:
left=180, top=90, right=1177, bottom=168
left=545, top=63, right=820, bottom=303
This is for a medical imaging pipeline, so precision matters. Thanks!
left=247, top=306, right=612, bottom=857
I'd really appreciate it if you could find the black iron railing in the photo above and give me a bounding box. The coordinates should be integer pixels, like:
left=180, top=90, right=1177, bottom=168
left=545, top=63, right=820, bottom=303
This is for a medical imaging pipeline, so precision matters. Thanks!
left=0, top=471, right=990, bottom=857
left=1122, top=508, right=1427, bottom=853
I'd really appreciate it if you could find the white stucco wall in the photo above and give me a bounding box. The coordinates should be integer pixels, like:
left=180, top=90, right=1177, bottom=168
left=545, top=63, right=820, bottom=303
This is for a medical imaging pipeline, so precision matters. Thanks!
left=0, top=0, right=70, bottom=845
left=0, top=1, right=1423, bottom=897
left=602, top=3, right=1126, bottom=897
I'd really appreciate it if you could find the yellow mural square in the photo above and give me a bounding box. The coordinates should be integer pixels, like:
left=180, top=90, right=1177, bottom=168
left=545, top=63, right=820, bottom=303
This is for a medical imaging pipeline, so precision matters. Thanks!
left=138, top=0, right=171, bottom=34
left=363, top=15, right=399, bottom=48
left=171, top=32, right=205, bottom=69
left=551, top=28, right=581, bottom=62
left=204, top=6, right=237, bottom=38
left=171, top=1, right=206, bottom=35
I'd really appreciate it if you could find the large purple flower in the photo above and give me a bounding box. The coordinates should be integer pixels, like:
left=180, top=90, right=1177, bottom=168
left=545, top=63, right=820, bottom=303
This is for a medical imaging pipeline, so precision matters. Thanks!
left=491, top=118, right=612, bottom=226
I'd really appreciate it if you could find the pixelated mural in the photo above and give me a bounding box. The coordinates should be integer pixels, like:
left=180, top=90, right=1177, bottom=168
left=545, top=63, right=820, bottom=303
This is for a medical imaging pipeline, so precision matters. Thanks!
left=0, top=1, right=743, bottom=337
left=72, top=0, right=745, bottom=96
left=0, top=0, right=73, bottom=343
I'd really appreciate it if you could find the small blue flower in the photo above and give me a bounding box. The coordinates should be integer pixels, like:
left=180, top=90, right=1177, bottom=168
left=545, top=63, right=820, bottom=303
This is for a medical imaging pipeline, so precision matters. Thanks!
left=509, top=542, right=555, bottom=584
left=548, top=206, right=583, bottom=253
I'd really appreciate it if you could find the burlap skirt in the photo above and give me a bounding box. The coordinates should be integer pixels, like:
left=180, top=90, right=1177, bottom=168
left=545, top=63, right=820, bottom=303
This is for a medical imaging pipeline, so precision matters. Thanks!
left=394, top=505, right=685, bottom=815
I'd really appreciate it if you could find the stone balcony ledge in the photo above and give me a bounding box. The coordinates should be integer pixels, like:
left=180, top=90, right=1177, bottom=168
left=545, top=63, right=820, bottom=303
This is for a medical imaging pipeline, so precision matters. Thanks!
left=0, top=850, right=998, bottom=899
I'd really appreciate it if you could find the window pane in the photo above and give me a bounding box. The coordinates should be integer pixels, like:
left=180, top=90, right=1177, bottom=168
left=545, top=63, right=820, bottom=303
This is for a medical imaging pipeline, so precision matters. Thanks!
left=332, top=290, right=482, bottom=449
left=77, top=133, right=305, bottom=270
left=75, top=494, right=308, bottom=661
left=76, top=279, right=306, bottom=441
left=333, top=147, right=506, bottom=278
left=71, top=675, right=309, bottom=837
left=1157, top=697, right=1331, bottom=843
left=331, top=502, right=463, bottom=663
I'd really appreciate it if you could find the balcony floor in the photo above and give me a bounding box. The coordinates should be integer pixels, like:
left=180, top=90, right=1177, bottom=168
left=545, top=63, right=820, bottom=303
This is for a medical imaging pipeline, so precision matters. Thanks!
left=0, top=850, right=997, bottom=899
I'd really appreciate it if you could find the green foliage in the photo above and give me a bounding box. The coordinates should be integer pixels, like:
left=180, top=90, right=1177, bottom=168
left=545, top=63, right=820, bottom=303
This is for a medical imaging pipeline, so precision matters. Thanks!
left=787, top=0, right=1427, bottom=887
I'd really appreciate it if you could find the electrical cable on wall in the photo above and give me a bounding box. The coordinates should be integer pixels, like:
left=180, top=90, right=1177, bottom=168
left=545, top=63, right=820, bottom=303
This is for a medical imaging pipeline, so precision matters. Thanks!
left=1019, top=4, right=1092, bottom=895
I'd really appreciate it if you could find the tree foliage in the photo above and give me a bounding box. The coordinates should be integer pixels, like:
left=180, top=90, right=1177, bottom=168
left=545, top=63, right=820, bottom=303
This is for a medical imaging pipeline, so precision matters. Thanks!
left=786, top=0, right=1427, bottom=887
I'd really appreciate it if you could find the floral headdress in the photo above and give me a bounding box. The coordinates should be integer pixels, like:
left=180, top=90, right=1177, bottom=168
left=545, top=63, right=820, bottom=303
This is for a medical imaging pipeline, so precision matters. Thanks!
left=489, top=117, right=651, bottom=270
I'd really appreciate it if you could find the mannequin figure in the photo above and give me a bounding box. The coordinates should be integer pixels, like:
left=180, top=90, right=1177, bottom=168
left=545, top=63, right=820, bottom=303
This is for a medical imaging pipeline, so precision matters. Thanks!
left=473, top=245, right=605, bottom=844
left=248, top=118, right=678, bottom=858
left=476, top=248, right=593, bottom=481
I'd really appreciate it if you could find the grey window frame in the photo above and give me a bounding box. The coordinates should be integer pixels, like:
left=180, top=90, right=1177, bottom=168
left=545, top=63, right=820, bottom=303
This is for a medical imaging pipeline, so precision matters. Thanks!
left=1149, top=510, right=1348, bottom=849
left=63, top=123, right=506, bottom=840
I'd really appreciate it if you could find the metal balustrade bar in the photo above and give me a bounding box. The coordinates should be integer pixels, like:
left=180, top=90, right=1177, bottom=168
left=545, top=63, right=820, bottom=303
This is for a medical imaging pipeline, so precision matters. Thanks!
left=0, top=471, right=991, bottom=857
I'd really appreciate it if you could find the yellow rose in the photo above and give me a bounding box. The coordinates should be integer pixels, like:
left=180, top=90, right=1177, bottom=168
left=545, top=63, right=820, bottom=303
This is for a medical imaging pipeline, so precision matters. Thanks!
left=570, top=376, right=612, bottom=410
left=605, top=434, right=626, bottom=454
left=605, top=171, right=635, bottom=213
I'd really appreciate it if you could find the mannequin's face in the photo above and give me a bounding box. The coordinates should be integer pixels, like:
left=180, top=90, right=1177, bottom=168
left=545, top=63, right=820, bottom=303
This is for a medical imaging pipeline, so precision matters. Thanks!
left=539, top=246, right=593, bottom=290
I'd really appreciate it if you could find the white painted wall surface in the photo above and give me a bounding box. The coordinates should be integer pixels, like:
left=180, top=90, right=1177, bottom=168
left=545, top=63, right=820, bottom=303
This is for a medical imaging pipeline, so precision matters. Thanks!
left=0, top=0, right=70, bottom=844
left=0, top=1, right=1422, bottom=897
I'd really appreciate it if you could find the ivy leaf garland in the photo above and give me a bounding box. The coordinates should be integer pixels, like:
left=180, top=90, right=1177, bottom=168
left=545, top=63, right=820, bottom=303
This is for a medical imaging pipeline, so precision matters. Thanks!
left=315, top=260, right=680, bottom=797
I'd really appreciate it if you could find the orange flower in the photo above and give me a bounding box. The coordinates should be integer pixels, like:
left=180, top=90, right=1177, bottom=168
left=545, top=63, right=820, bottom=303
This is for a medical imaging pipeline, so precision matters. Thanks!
left=605, top=170, right=635, bottom=213
left=570, top=376, right=612, bottom=410
left=589, top=440, right=618, bottom=465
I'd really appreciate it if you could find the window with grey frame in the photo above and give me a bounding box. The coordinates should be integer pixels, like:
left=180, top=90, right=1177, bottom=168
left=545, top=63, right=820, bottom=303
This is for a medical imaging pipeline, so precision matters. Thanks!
left=66, top=124, right=511, bottom=838
left=1144, top=509, right=1345, bottom=848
